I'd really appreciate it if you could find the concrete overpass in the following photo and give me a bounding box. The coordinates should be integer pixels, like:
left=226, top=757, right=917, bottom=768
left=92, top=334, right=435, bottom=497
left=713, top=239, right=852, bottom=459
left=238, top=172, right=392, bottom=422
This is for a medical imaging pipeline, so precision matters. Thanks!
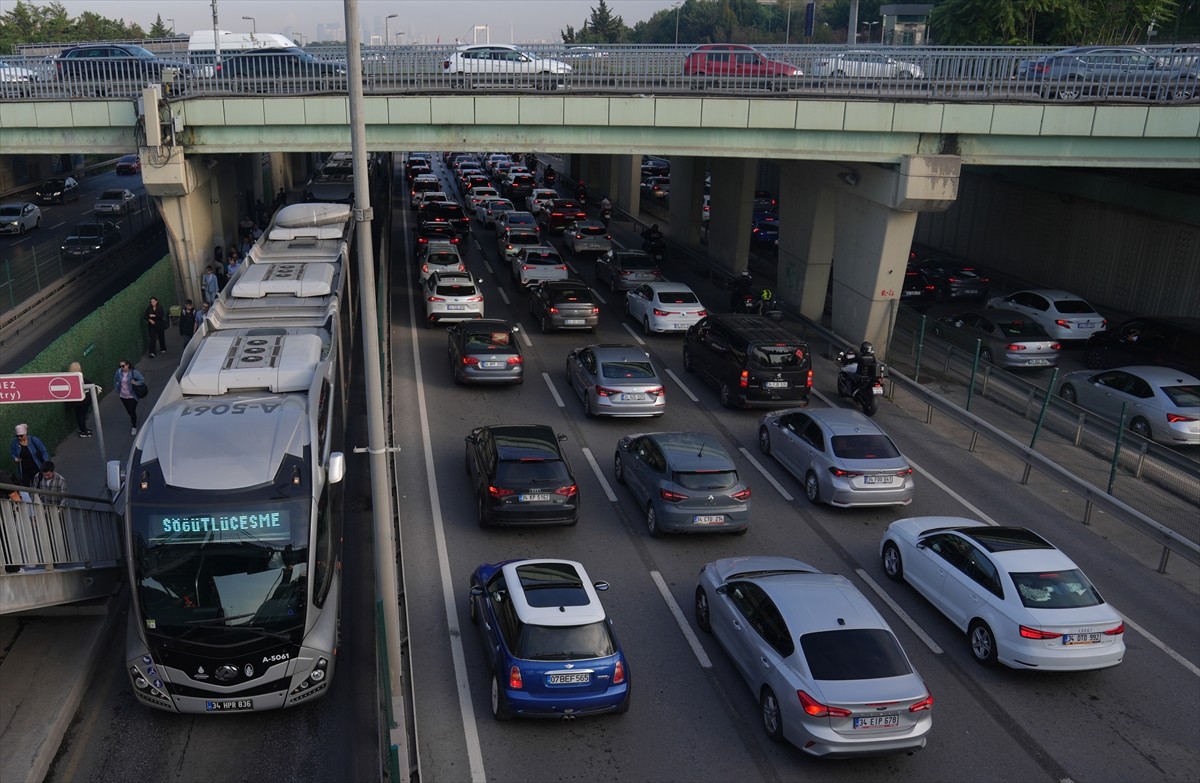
left=3, top=89, right=1197, bottom=350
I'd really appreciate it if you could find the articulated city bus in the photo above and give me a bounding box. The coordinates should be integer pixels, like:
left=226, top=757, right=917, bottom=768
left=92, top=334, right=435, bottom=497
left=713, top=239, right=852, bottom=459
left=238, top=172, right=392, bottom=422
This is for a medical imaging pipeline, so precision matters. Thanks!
left=108, top=202, right=355, bottom=713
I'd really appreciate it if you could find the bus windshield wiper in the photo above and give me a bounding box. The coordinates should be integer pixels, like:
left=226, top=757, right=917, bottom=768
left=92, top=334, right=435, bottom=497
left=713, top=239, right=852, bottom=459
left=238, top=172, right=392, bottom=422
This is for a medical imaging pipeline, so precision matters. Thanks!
left=185, top=613, right=256, bottom=626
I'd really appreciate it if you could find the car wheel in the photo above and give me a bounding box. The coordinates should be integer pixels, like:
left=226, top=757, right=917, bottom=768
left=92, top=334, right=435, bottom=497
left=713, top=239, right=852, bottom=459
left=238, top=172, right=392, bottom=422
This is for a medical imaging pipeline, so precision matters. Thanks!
left=541, top=314, right=552, bottom=334
left=719, top=383, right=734, bottom=408
left=1084, top=348, right=1105, bottom=370
left=682, top=348, right=694, bottom=372
left=613, top=453, right=625, bottom=485
left=979, top=348, right=994, bottom=364
left=882, top=542, right=904, bottom=582
left=694, top=586, right=711, bottom=633
left=646, top=504, right=662, bottom=538
left=804, top=471, right=821, bottom=505
left=968, top=620, right=999, bottom=667
left=643, top=317, right=654, bottom=336
left=758, top=427, right=776, bottom=458
left=16, top=223, right=24, bottom=236
left=1059, top=384, right=1077, bottom=404
left=1129, top=417, right=1153, bottom=440
left=1055, top=78, right=1083, bottom=101
left=584, top=394, right=596, bottom=419
left=760, top=687, right=784, bottom=743
left=490, top=674, right=512, bottom=721
left=477, top=494, right=490, bottom=528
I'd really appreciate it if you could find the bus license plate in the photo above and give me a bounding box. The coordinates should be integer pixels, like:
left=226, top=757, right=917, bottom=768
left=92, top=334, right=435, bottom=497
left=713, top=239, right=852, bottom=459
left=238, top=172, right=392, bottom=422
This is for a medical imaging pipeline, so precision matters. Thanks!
left=548, top=672, right=591, bottom=684
left=520, top=493, right=551, bottom=502
left=854, top=713, right=898, bottom=729
left=206, top=699, right=253, bottom=712
left=1063, top=633, right=1102, bottom=645
left=764, top=381, right=788, bottom=389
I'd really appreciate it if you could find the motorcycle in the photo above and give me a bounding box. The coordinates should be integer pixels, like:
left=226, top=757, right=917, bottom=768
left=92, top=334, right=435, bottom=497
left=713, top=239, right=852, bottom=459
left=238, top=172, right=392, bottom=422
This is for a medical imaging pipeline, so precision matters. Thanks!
left=576, top=183, right=588, bottom=205
left=600, top=205, right=613, bottom=228
left=642, top=236, right=667, bottom=264
left=543, top=169, right=557, bottom=187
left=836, top=351, right=887, bottom=417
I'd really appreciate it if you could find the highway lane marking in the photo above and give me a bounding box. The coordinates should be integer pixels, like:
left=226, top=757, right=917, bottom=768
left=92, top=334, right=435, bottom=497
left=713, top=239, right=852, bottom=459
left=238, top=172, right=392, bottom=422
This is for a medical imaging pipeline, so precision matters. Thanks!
left=621, top=322, right=646, bottom=345
left=1118, top=613, right=1200, bottom=677
left=737, top=446, right=794, bottom=502
left=664, top=368, right=699, bottom=402
left=592, top=287, right=608, bottom=305
left=518, top=326, right=533, bottom=348
left=855, top=568, right=945, bottom=654
left=650, top=570, right=713, bottom=669
left=566, top=259, right=581, bottom=276
left=907, top=457, right=1000, bottom=526
left=582, top=447, right=618, bottom=502
left=496, top=287, right=510, bottom=306
left=407, top=281, right=487, bottom=783
left=543, top=372, right=565, bottom=407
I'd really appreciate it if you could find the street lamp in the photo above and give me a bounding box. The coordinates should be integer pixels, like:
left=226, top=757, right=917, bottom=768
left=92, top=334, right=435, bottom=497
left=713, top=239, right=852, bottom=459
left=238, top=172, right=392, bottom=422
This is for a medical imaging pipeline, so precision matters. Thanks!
left=385, top=13, right=398, bottom=46
left=395, top=31, right=405, bottom=44
left=784, top=2, right=793, bottom=45
left=673, top=1, right=682, bottom=45
left=861, top=20, right=879, bottom=43
left=243, top=16, right=256, bottom=34
left=167, top=18, right=175, bottom=35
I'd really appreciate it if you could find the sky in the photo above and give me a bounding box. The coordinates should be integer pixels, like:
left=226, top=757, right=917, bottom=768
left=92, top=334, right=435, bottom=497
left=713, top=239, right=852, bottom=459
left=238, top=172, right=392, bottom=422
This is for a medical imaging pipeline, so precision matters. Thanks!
left=20, top=0, right=684, bottom=45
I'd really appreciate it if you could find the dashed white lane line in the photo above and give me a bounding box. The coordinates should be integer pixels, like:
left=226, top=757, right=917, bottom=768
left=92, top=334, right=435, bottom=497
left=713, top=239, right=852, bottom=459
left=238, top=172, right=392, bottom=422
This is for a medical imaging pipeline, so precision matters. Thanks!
left=592, top=288, right=608, bottom=305
left=651, top=570, right=713, bottom=669
left=738, top=446, right=794, bottom=502
left=664, top=368, right=699, bottom=402
left=856, top=568, right=945, bottom=654
left=1119, top=614, right=1200, bottom=677
left=518, top=326, right=533, bottom=348
left=582, top=447, right=618, bottom=502
left=542, top=372, right=565, bottom=407
left=496, top=287, right=510, bottom=306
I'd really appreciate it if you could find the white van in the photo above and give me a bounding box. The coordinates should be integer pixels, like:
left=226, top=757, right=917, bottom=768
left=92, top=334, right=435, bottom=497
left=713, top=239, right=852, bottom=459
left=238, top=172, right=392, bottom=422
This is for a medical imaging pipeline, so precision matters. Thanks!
left=188, top=30, right=298, bottom=69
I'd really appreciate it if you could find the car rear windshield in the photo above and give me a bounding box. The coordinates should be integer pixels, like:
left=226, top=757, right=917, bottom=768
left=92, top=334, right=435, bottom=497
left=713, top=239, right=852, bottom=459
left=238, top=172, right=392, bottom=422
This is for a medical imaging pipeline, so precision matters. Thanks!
left=1009, top=569, right=1103, bottom=608
left=673, top=470, right=738, bottom=491
left=549, top=287, right=592, bottom=303
left=998, top=320, right=1049, bottom=338
left=801, top=629, right=912, bottom=680
left=495, top=460, right=572, bottom=485
left=1162, top=385, right=1200, bottom=407
left=516, top=621, right=615, bottom=660
left=658, top=291, right=699, bottom=304
left=830, top=434, right=901, bottom=460
left=434, top=282, right=476, bottom=296
left=523, top=253, right=560, bottom=265
left=465, top=331, right=515, bottom=350
left=508, top=233, right=540, bottom=245
left=578, top=225, right=607, bottom=236
left=749, top=344, right=808, bottom=370
left=619, top=255, right=658, bottom=269
left=425, top=252, right=460, bottom=266
left=601, top=361, right=655, bottom=379
left=100, top=190, right=125, bottom=199
left=1053, top=299, right=1096, bottom=314
left=506, top=213, right=536, bottom=225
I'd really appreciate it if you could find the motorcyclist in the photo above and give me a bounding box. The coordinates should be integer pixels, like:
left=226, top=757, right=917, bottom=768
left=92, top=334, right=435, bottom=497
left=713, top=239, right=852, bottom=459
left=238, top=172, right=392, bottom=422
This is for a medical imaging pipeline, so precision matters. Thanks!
left=856, top=341, right=878, bottom=378
left=600, top=195, right=613, bottom=227
left=642, top=223, right=664, bottom=243
left=730, top=270, right=755, bottom=311
left=543, top=164, right=556, bottom=186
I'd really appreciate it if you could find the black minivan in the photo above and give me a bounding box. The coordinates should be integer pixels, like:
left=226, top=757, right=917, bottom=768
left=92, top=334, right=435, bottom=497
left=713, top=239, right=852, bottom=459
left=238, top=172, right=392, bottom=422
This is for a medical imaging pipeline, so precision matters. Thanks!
left=1084, top=316, right=1200, bottom=377
left=682, top=314, right=812, bottom=408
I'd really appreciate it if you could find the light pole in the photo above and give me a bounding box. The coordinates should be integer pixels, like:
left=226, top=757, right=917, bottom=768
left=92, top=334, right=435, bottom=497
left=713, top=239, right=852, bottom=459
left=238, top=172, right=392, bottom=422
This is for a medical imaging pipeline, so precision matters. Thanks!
left=395, top=31, right=405, bottom=44
left=167, top=18, right=175, bottom=35
left=784, top=1, right=793, bottom=45
left=243, top=16, right=256, bottom=34
left=673, top=1, right=682, bottom=45
left=385, top=13, right=398, bottom=46
left=861, top=20, right=879, bottom=43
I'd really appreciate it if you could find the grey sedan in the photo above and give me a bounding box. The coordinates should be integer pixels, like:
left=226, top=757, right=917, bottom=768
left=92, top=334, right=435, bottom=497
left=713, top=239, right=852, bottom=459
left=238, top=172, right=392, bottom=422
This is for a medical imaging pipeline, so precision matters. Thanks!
left=447, top=319, right=523, bottom=385
left=758, top=407, right=915, bottom=507
left=596, top=249, right=663, bottom=292
left=93, top=188, right=137, bottom=216
left=562, top=219, right=613, bottom=255
left=932, top=308, right=1061, bottom=368
left=614, top=431, right=750, bottom=536
left=1059, top=366, right=1200, bottom=445
left=695, top=556, right=933, bottom=757
left=565, top=344, right=665, bottom=418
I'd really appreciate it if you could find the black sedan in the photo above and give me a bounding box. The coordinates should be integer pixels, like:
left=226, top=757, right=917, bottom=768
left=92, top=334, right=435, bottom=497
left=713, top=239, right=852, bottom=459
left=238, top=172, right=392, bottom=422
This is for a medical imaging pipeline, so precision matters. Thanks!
left=60, top=220, right=120, bottom=258
left=217, top=48, right=347, bottom=91
left=35, top=176, right=80, bottom=205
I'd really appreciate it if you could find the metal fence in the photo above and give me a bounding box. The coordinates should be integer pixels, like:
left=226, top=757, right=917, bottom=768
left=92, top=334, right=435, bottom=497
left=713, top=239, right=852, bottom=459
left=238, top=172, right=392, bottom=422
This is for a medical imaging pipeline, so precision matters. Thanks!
left=0, top=488, right=122, bottom=571
left=2, top=44, right=1197, bottom=104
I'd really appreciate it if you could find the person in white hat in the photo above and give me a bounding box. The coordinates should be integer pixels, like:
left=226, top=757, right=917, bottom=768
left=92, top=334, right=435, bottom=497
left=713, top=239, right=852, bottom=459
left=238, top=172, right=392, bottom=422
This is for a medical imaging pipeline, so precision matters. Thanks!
left=9, top=424, right=50, bottom=487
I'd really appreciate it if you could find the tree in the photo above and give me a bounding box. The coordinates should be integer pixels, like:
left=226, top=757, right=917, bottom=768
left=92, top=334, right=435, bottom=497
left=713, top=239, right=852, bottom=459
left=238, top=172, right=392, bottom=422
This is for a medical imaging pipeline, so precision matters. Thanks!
left=149, top=14, right=171, bottom=39
left=929, top=0, right=1178, bottom=44
left=562, top=0, right=630, bottom=44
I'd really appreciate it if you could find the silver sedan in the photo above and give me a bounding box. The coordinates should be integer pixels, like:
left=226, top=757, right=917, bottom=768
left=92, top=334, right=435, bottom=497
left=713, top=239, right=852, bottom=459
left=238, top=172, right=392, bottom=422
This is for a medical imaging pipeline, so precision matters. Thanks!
left=758, top=407, right=915, bottom=507
left=562, top=219, right=612, bottom=255
left=1059, top=365, right=1200, bottom=445
left=565, top=344, right=665, bottom=417
left=932, top=308, right=1061, bottom=368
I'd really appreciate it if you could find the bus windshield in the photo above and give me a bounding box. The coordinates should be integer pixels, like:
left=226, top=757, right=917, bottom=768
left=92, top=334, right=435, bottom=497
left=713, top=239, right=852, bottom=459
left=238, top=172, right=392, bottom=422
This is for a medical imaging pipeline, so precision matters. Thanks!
left=130, top=496, right=312, bottom=641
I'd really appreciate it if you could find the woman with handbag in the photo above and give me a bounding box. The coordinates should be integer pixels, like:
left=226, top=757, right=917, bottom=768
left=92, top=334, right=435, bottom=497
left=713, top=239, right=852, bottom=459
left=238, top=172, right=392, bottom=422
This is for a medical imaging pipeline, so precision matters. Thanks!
left=114, top=359, right=147, bottom=435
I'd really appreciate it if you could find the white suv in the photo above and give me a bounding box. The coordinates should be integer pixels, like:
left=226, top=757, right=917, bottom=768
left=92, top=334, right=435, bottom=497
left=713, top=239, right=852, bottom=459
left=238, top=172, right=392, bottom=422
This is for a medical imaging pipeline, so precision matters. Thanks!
left=416, top=240, right=465, bottom=284
left=423, top=272, right=484, bottom=328
left=442, top=44, right=571, bottom=85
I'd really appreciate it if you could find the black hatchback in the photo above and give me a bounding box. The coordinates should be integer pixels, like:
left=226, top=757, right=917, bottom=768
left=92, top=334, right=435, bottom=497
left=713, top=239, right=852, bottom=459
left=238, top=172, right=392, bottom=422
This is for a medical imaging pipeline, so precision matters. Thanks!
left=465, top=425, right=579, bottom=527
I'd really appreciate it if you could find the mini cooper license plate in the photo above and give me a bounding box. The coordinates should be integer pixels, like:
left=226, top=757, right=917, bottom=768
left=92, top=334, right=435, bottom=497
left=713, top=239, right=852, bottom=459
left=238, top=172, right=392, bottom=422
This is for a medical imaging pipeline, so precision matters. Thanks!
left=548, top=672, right=591, bottom=684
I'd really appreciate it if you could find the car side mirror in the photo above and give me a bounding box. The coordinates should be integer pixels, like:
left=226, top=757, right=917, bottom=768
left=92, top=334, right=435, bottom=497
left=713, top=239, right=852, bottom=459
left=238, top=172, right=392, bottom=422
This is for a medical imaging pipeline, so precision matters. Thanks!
left=715, top=584, right=728, bottom=595
left=593, top=580, right=609, bottom=592
left=470, top=585, right=483, bottom=596
left=557, top=433, right=568, bottom=442
left=915, top=540, right=927, bottom=550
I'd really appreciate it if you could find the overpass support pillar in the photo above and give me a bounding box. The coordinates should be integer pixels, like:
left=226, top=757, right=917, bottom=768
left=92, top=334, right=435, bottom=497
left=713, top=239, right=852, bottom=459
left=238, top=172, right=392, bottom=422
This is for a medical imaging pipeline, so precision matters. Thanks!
left=142, top=149, right=227, bottom=304
left=777, top=160, right=834, bottom=321
left=667, top=156, right=705, bottom=248
left=706, top=157, right=754, bottom=275
left=613, top=154, right=641, bottom=218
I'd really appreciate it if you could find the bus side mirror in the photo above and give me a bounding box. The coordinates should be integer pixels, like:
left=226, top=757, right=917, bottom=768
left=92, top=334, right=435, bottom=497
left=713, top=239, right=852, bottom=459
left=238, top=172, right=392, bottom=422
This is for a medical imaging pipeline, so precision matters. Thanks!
left=327, top=452, right=346, bottom=484
left=106, top=460, right=124, bottom=493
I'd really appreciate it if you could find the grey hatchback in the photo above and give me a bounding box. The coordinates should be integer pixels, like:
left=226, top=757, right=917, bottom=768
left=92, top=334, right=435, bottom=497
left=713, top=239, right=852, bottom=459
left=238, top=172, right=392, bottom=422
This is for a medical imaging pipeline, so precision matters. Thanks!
left=614, top=431, right=751, bottom=537
left=528, top=279, right=600, bottom=333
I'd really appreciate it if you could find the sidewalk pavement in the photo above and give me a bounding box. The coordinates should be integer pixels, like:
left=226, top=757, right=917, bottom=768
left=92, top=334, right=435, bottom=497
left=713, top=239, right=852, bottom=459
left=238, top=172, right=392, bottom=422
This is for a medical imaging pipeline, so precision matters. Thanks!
left=0, top=345, right=182, bottom=783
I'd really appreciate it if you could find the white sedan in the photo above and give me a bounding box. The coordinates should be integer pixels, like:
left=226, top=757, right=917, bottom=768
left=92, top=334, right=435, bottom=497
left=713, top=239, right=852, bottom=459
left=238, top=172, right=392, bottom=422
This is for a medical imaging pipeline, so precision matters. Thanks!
left=624, top=282, right=707, bottom=334
left=0, top=202, right=42, bottom=235
left=811, top=51, right=924, bottom=79
left=987, top=289, right=1107, bottom=342
left=525, top=188, right=558, bottom=215
left=442, top=44, right=571, bottom=82
left=880, top=517, right=1125, bottom=671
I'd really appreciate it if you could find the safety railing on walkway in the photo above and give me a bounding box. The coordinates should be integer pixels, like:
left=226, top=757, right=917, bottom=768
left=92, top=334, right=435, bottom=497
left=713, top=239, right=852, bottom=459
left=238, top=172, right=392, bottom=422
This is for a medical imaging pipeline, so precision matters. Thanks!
left=1, top=485, right=121, bottom=572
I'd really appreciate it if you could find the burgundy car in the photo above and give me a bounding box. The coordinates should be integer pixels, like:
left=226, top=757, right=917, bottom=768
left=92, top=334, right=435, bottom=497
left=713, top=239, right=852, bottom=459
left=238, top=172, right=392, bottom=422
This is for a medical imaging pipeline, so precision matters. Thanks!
left=537, top=199, right=587, bottom=235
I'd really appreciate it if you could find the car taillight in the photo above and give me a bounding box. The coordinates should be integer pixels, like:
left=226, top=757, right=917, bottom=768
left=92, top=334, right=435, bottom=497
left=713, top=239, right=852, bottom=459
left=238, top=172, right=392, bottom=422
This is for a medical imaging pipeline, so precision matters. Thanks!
left=1055, top=319, right=1071, bottom=328
left=653, top=308, right=671, bottom=316
left=696, top=309, right=708, bottom=317
left=797, top=690, right=852, bottom=718
left=621, top=269, right=635, bottom=276
left=595, top=385, right=622, bottom=397
left=731, top=488, right=751, bottom=501
left=660, top=488, right=687, bottom=502
left=591, top=307, right=600, bottom=315
left=806, top=369, right=813, bottom=388
left=427, top=295, right=444, bottom=302
left=547, top=306, right=559, bottom=314
left=1050, top=343, right=1062, bottom=350
left=554, top=484, right=578, bottom=497
left=555, top=265, right=567, bottom=270
left=647, top=386, right=665, bottom=397
left=909, top=692, right=934, bottom=712
left=573, top=233, right=582, bottom=239
left=829, top=467, right=861, bottom=478
left=461, top=356, right=479, bottom=365
left=739, top=370, right=749, bottom=389
left=508, top=665, right=523, bottom=689
left=467, top=295, right=483, bottom=302
left=1019, top=625, right=1062, bottom=639
left=1167, top=413, right=1197, bottom=423
left=1103, top=622, right=1125, bottom=635
left=613, top=659, right=626, bottom=684
left=506, top=355, right=523, bottom=365
left=488, top=485, right=515, bottom=498
left=456, top=264, right=465, bottom=272
left=420, top=263, right=430, bottom=273
left=946, top=276, right=957, bottom=283
left=1005, top=344, right=1027, bottom=351
left=896, top=468, right=913, bottom=476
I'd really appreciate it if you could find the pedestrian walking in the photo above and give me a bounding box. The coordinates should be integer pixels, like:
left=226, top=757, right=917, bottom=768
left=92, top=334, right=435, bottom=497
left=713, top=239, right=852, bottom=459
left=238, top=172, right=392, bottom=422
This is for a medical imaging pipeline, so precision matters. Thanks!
left=9, top=424, right=50, bottom=487
left=227, top=252, right=243, bottom=279
left=201, top=265, right=219, bottom=305
left=114, top=359, right=146, bottom=435
left=179, top=299, right=198, bottom=342
left=66, top=361, right=99, bottom=438
left=33, top=461, right=67, bottom=505
left=145, top=296, right=167, bottom=358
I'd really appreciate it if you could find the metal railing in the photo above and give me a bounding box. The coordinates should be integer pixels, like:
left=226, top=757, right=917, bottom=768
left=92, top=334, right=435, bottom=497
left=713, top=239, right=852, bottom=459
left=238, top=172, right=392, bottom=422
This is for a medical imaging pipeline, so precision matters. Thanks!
left=0, top=486, right=122, bottom=572
left=2, top=45, right=1197, bottom=104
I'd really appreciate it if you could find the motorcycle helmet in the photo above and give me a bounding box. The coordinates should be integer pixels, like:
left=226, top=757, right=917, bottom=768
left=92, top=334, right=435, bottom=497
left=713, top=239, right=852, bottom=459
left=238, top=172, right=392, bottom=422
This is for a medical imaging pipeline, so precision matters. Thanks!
left=860, top=341, right=875, bottom=356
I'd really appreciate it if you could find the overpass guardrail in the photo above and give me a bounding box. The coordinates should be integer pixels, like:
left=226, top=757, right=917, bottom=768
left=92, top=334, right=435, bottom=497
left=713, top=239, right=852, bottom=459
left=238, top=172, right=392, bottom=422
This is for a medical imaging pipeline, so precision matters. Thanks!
left=1, top=44, right=1197, bottom=104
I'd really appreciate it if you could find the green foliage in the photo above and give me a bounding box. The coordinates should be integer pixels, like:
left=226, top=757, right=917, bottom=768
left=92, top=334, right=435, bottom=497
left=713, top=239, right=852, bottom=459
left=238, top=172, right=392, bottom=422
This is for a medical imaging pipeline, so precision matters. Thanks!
left=0, top=0, right=149, bottom=54
left=930, top=0, right=1180, bottom=44
left=148, top=15, right=171, bottom=39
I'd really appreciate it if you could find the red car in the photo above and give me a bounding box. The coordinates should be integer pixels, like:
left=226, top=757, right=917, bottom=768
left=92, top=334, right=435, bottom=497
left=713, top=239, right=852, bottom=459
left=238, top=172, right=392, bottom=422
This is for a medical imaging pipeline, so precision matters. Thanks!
left=682, top=44, right=802, bottom=79
left=537, top=199, right=587, bottom=235
left=115, top=154, right=141, bottom=175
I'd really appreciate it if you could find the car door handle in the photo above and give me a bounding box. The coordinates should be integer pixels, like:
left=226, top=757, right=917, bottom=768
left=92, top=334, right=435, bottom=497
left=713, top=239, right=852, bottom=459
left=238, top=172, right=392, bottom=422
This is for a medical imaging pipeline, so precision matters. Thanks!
left=732, top=620, right=743, bottom=631
left=760, top=657, right=770, bottom=668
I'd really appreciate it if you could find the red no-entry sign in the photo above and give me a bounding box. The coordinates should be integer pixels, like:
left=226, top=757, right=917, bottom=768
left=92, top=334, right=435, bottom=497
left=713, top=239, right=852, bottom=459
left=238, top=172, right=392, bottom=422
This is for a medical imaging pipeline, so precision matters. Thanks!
left=0, top=372, right=85, bottom=404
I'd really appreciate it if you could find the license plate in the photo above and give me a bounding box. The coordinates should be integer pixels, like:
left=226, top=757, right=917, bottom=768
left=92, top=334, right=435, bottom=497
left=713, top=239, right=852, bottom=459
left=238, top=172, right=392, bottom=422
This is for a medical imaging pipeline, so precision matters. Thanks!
left=764, top=381, right=788, bottom=389
left=519, top=493, right=551, bottom=502
left=961, top=289, right=980, bottom=295
left=1026, top=359, right=1050, bottom=366
left=548, top=672, right=590, bottom=684
left=481, top=361, right=504, bottom=369
left=903, top=290, right=920, bottom=297
left=854, top=713, right=899, bottom=729
left=693, top=515, right=725, bottom=525
left=872, top=386, right=884, bottom=395
left=672, top=323, right=687, bottom=329
left=620, top=393, right=646, bottom=401
left=863, top=475, right=893, bottom=485
left=446, top=304, right=465, bottom=311
left=1078, top=322, right=1093, bottom=328
left=1063, top=632, right=1102, bottom=645
left=206, top=699, right=253, bottom=712
left=564, top=319, right=585, bottom=326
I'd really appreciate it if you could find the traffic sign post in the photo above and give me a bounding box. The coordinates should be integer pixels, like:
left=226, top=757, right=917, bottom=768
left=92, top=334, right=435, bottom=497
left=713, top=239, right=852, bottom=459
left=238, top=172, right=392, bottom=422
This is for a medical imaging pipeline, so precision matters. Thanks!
left=0, top=372, right=85, bottom=404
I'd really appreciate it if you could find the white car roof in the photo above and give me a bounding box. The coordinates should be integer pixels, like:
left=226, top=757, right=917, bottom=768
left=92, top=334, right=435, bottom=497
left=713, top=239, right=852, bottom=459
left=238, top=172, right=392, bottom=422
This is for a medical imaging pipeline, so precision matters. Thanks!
left=501, top=559, right=607, bottom=627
